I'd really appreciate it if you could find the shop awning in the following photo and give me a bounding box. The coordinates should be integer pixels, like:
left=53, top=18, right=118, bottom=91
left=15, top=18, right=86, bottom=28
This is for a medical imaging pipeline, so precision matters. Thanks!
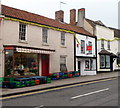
left=4, top=45, right=55, bottom=54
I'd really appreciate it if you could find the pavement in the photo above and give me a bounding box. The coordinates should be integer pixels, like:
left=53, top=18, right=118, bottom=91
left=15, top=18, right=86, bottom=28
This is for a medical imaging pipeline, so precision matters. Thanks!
left=0, top=71, right=119, bottom=97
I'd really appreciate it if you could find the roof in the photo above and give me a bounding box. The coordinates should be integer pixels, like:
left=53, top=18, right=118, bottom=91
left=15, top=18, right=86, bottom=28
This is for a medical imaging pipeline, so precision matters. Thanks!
left=1, top=5, right=95, bottom=37
left=86, top=18, right=120, bottom=38
left=85, top=18, right=106, bottom=28
left=98, top=49, right=117, bottom=57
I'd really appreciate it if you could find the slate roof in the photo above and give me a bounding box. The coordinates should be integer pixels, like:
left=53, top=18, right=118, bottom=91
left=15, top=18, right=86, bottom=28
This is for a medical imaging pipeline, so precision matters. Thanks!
left=1, top=5, right=95, bottom=37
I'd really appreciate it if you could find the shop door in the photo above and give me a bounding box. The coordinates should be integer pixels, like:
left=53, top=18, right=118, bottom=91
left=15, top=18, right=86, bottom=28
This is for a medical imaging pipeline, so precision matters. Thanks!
left=41, top=54, right=49, bottom=76
left=78, top=61, right=81, bottom=75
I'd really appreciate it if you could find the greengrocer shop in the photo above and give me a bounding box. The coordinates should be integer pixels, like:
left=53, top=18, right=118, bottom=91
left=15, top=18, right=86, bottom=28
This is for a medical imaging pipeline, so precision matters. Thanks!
left=4, top=45, right=55, bottom=77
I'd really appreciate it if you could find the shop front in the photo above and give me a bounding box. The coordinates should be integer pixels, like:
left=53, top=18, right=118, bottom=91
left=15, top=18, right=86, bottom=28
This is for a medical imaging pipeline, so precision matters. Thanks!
left=4, top=45, right=55, bottom=77
left=76, top=57, right=96, bottom=75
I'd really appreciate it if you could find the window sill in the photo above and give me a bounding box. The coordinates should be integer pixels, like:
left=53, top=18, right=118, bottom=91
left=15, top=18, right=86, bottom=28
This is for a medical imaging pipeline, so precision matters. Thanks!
left=18, top=40, right=28, bottom=44
left=42, top=42, right=49, bottom=46
left=61, top=45, right=67, bottom=48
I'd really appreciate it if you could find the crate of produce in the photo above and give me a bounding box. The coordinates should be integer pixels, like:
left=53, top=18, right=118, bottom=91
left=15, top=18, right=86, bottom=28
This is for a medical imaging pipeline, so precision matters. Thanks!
left=63, top=72, right=68, bottom=78
left=46, top=77, right=51, bottom=83
left=68, top=72, right=73, bottom=78
left=74, top=71, right=80, bottom=77
left=59, top=72, right=64, bottom=79
left=31, top=76, right=41, bottom=85
left=14, top=78, right=27, bottom=87
left=0, top=77, right=4, bottom=88
left=39, top=76, right=47, bottom=84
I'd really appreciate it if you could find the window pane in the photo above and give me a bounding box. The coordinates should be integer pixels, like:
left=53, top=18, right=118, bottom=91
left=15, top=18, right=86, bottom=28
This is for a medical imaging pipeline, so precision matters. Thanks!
left=42, top=28, right=48, bottom=43
left=85, top=60, right=89, bottom=69
left=61, top=32, right=65, bottom=45
left=5, top=50, right=14, bottom=76
left=19, top=23, right=26, bottom=40
left=101, top=40, right=104, bottom=49
left=100, top=55, right=105, bottom=68
left=81, top=40, right=85, bottom=54
left=106, top=55, right=110, bottom=68
left=107, top=41, right=110, bottom=50
left=60, top=56, right=67, bottom=72
left=14, top=53, right=38, bottom=76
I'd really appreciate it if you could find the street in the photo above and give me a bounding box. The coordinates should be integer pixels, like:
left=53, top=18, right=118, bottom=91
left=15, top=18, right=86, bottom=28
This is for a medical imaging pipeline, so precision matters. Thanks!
left=2, top=78, right=118, bottom=107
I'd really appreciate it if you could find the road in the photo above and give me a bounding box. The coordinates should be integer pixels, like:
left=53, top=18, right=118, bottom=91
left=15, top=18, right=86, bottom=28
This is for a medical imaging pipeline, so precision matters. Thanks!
left=2, top=78, right=119, bottom=107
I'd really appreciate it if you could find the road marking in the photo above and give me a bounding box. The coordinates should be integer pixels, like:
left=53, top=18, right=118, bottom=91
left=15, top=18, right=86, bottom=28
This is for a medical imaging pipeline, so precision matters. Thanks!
left=34, top=105, right=44, bottom=108
left=71, top=88, right=109, bottom=100
left=0, top=77, right=116, bottom=100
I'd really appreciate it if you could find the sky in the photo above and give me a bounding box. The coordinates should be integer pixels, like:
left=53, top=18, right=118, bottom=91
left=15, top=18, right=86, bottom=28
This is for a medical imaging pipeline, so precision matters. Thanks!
left=1, top=0, right=119, bottom=29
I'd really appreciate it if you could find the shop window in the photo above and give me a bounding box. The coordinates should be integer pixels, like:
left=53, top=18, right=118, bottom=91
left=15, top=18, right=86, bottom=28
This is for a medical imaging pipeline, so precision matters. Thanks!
left=100, top=55, right=110, bottom=68
left=60, top=56, right=67, bottom=72
left=61, top=32, right=65, bottom=46
left=19, top=23, right=26, bottom=41
left=14, top=53, right=38, bottom=76
left=85, top=59, right=96, bottom=71
left=5, top=51, right=39, bottom=76
left=81, top=40, right=85, bottom=54
left=5, top=50, right=14, bottom=76
left=85, top=60, right=89, bottom=70
left=42, top=28, right=48, bottom=43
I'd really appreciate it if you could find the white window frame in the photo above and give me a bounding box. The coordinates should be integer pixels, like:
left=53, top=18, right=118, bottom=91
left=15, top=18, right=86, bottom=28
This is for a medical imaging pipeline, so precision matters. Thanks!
left=61, top=32, right=65, bottom=46
left=42, top=28, right=48, bottom=43
left=19, top=23, right=26, bottom=41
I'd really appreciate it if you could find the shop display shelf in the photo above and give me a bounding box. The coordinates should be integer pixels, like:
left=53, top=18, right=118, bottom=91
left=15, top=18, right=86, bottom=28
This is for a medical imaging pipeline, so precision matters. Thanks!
left=30, top=76, right=41, bottom=85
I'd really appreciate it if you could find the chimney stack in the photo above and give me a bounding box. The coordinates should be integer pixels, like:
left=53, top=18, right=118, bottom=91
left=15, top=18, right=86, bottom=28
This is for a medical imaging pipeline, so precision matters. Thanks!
left=70, top=9, right=76, bottom=25
left=77, top=8, right=85, bottom=27
left=55, top=10, right=64, bottom=22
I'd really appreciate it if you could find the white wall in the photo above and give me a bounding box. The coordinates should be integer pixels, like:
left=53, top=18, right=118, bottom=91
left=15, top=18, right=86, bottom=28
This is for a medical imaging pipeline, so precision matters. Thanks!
left=76, top=33, right=96, bottom=57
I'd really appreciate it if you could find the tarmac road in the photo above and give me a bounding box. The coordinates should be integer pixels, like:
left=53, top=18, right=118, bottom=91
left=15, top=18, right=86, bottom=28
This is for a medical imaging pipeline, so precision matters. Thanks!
left=2, top=78, right=119, bottom=107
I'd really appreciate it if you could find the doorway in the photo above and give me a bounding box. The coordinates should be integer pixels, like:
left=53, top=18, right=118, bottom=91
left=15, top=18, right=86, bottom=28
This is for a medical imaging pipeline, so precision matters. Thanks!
left=78, top=61, right=81, bottom=75
left=41, top=54, right=49, bottom=76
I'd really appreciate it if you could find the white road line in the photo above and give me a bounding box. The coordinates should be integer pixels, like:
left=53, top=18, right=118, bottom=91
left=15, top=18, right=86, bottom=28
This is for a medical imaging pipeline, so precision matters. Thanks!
left=71, top=88, right=109, bottom=100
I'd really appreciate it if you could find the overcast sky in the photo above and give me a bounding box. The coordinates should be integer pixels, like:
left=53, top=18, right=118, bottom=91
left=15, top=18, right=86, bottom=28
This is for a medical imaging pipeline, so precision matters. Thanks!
left=1, top=0, right=119, bottom=28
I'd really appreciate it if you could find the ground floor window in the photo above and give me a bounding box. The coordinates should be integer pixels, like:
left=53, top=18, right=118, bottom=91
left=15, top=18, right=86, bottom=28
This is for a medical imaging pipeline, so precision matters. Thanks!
left=5, top=50, right=39, bottom=76
left=117, top=54, right=120, bottom=67
left=85, top=59, right=96, bottom=71
left=100, top=55, right=110, bottom=69
left=60, top=56, right=67, bottom=72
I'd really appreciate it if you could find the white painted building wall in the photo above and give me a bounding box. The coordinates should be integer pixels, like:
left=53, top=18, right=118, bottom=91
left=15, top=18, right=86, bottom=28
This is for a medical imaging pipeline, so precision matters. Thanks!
left=76, top=33, right=96, bottom=75
left=0, top=18, right=74, bottom=77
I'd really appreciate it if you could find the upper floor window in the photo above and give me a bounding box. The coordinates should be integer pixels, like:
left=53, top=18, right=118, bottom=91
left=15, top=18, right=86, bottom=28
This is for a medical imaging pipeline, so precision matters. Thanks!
left=101, top=40, right=104, bottom=49
left=19, top=23, right=26, bottom=41
left=42, top=28, right=48, bottom=43
left=61, top=32, right=65, bottom=46
left=87, top=41, right=92, bottom=54
left=81, top=40, right=85, bottom=54
left=107, top=41, right=110, bottom=50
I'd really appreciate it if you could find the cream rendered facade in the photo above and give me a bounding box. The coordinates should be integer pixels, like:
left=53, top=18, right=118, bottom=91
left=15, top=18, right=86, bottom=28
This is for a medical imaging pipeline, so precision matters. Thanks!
left=96, top=25, right=119, bottom=71
left=0, top=18, right=74, bottom=77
